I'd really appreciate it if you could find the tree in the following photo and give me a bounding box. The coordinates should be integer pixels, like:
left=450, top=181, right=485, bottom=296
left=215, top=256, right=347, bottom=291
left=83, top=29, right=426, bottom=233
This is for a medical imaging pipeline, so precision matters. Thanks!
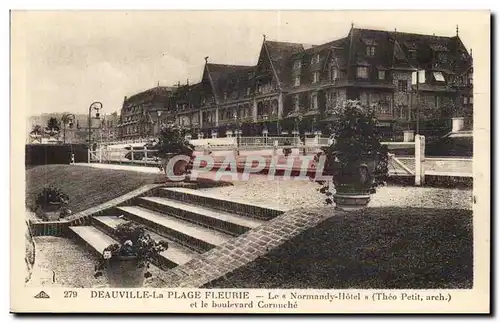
left=30, top=125, right=43, bottom=136
left=46, top=117, right=60, bottom=133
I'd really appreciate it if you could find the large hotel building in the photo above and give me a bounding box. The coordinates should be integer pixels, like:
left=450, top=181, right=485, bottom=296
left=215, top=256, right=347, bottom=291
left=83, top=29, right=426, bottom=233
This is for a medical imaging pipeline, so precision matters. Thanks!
left=117, top=26, right=473, bottom=140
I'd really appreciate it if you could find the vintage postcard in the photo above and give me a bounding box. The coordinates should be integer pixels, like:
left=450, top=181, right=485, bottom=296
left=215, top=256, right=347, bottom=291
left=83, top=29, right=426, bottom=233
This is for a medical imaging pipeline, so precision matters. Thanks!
left=11, top=10, right=490, bottom=314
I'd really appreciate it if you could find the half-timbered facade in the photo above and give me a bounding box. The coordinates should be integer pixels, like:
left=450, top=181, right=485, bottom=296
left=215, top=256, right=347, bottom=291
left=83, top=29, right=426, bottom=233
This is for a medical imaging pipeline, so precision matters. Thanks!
left=122, top=25, right=473, bottom=140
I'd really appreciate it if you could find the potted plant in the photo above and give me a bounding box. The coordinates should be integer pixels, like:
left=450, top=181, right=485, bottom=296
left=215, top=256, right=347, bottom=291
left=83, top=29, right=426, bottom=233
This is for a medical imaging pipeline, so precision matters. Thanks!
left=312, top=101, right=389, bottom=211
left=153, top=122, right=195, bottom=178
left=94, top=221, right=169, bottom=287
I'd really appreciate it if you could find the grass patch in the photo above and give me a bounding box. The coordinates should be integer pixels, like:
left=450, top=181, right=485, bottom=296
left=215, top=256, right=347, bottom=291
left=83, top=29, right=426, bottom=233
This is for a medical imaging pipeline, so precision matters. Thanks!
left=26, top=165, right=165, bottom=214
left=205, top=207, right=472, bottom=289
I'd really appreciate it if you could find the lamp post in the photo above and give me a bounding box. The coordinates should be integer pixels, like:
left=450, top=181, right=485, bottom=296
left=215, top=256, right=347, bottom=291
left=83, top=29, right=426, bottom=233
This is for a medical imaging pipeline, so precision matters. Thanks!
left=233, top=112, right=242, bottom=155
left=156, top=110, right=163, bottom=137
left=88, top=101, right=103, bottom=152
left=61, top=113, right=76, bottom=144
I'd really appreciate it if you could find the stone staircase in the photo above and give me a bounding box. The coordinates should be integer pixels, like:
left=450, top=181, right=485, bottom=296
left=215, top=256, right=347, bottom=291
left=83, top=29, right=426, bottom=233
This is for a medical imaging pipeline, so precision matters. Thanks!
left=67, top=187, right=285, bottom=272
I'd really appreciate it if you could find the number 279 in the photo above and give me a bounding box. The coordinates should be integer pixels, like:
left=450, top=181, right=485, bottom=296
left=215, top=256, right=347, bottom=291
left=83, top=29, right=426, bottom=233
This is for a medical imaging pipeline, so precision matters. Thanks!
left=64, top=291, right=78, bottom=298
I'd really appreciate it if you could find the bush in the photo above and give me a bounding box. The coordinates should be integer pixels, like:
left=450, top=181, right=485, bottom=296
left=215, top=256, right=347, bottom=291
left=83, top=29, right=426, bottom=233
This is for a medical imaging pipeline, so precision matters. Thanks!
left=31, top=186, right=69, bottom=212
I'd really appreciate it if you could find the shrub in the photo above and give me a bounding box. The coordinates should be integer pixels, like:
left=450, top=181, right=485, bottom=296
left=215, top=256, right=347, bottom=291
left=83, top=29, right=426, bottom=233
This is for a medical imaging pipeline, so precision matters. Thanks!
left=32, top=186, right=69, bottom=211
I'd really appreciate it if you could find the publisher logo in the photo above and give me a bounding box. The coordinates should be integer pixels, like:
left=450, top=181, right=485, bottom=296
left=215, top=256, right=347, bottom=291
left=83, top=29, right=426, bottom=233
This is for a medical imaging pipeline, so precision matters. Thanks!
left=34, top=291, right=50, bottom=299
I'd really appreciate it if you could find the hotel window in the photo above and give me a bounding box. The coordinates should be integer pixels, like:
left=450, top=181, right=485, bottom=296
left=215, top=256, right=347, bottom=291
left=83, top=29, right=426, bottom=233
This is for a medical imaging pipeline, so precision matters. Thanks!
left=357, top=67, right=369, bottom=79
left=378, top=70, right=386, bottom=80
left=293, top=60, right=302, bottom=69
left=313, top=71, right=320, bottom=83
left=463, top=96, right=467, bottom=104
left=408, top=50, right=417, bottom=60
left=223, top=92, right=228, bottom=100
left=311, top=54, right=320, bottom=65
left=468, top=72, right=473, bottom=85
left=311, top=93, right=318, bottom=110
left=294, top=76, right=301, bottom=87
left=330, top=67, right=338, bottom=81
left=366, top=46, right=376, bottom=57
left=294, top=95, right=300, bottom=111
left=469, top=96, right=473, bottom=104
left=398, top=80, right=408, bottom=92
left=246, top=88, right=251, bottom=96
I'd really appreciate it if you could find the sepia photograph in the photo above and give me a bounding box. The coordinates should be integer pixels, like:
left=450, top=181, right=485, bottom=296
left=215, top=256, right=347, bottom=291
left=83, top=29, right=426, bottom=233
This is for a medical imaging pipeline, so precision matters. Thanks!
left=11, top=9, right=490, bottom=313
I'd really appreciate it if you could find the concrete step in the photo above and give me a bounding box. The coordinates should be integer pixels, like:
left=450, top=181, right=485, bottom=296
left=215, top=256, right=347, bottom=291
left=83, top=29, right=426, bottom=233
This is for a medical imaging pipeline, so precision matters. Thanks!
left=136, top=196, right=265, bottom=236
left=158, top=187, right=288, bottom=220
left=116, top=206, right=232, bottom=253
left=69, top=225, right=118, bottom=256
left=92, top=215, right=199, bottom=268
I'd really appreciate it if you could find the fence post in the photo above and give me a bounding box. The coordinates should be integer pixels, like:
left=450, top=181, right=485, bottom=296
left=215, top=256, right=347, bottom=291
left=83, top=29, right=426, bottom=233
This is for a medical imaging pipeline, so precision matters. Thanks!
left=414, top=135, right=426, bottom=186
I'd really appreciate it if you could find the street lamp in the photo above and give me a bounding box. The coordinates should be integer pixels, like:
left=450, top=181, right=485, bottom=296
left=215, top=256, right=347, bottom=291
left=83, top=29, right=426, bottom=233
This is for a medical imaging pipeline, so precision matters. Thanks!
left=156, top=110, right=163, bottom=137
left=88, top=101, right=103, bottom=150
left=233, top=112, right=242, bottom=155
left=61, top=113, right=76, bottom=144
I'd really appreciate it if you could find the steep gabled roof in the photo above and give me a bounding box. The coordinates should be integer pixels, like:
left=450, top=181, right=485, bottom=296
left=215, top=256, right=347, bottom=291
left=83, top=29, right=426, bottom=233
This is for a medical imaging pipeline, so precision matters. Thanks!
left=125, top=86, right=176, bottom=104
left=264, top=40, right=305, bottom=88
left=206, top=63, right=253, bottom=102
left=344, top=27, right=472, bottom=74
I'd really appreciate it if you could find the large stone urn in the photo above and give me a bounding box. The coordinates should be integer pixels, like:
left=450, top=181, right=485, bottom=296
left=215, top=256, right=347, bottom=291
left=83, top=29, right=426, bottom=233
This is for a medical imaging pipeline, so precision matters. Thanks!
left=330, top=156, right=380, bottom=211
left=104, top=256, right=145, bottom=288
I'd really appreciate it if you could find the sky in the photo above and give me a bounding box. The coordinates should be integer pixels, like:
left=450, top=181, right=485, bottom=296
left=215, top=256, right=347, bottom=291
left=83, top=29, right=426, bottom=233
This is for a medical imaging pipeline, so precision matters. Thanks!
left=12, top=10, right=488, bottom=117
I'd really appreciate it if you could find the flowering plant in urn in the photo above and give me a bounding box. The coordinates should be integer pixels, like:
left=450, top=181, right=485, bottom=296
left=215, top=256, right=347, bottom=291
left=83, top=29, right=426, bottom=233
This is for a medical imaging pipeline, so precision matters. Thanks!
left=153, top=122, right=195, bottom=178
left=94, top=221, right=169, bottom=281
left=311, top=100, right=389, bottom=210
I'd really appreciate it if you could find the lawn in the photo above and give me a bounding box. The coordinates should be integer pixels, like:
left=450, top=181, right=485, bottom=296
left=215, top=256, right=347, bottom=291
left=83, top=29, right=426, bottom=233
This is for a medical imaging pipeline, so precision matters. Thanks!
left=204, top=207, right=473, bottom=289
left=26, top=165, right=165, bottom=214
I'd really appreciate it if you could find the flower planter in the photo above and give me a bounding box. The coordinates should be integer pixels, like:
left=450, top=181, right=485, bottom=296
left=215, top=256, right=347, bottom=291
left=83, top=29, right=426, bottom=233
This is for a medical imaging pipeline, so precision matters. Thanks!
left=104, top=256, right=145, bottom=288
left=332, top=158, right=378, bottom=212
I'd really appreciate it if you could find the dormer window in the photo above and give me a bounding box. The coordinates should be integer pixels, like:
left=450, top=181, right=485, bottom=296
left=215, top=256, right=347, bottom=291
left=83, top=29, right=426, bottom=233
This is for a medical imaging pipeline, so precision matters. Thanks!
left=408, top=49, right=416, bottom=60
left=312, top=71, right=320, bottom=83
left=438, top=52, right=448, bottom=63
left=366, top=46, right=376, bottom=57
left=311, top=54, right=320, bottom=65
left=294, top=76, right=301, bottom=87
left=330, top=67, right=338, bottom=81
left=293, top=60, right=302, bottom=70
